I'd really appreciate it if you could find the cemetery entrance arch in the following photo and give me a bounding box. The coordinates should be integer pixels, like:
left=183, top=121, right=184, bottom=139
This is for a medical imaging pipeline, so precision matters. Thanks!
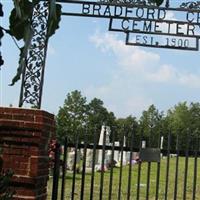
left=17, top=1, right=200, bottom=199
left=19, top=0, right=200, bottom=109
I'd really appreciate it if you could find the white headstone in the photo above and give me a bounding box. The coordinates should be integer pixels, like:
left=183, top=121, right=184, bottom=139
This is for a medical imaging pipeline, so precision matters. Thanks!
left=67, top=149, right=81, bottom=171
left=114, top=141, right=120, bottom=162
left=113, top=141, right=120, bottom=167
left=142, top=140, right=146, bottom=148
left=85, top=149, right=93, bottom=172
left=86, top=149, right=93, bottom=168
left=96, top=125, right=111, bottom=171
left=160, top=136, right=164, bottom=149
left=96, top=125, right=105, bottom=167
left=122, top=136, right=127, bottom=165
left=126, top=152, right=131, bottom=164
left=160, top=136, right=164, bottom=158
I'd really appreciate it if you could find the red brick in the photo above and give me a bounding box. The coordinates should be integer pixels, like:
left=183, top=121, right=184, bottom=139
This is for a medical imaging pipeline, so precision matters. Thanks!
left=0, top=113, right=13, bottom=119
left=12, top=114, right=35, bottom=122
left=0, top=107, right=55, bottom=200
left=0, top=119, right=21, bottom=127
left=16, top=188, right=36, bottom=196
left=12, top=175, right=48, bottom=185
left=19, top=163, right=29, bottom=170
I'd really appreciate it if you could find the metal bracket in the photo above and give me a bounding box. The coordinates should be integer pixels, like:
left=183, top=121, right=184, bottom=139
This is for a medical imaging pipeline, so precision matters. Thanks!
left=180, top=1, right=200, bottom=9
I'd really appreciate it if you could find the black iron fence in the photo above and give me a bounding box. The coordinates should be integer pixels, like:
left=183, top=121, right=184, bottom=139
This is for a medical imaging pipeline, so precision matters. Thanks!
left=50, top=127, right=200, bottom=200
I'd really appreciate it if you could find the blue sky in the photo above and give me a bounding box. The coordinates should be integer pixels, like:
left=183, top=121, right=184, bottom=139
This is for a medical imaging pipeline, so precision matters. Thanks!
left=1, top=0, right=200, bottom=118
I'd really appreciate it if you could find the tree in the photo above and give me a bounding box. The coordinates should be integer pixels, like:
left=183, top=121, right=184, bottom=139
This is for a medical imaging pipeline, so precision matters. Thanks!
left=56, top=90, right=88, bottom=142
left=87, top=98, right=108, bottom=131
left=188, top=102, right=200, bottom=149
left=56, top=92, right=117, bottom=143
left=166, top=102, right=191, bottom=149
left=115, top=115, right=138, bottom=147
left=139, top=105, right=164, bottom=147
left=87, top=98, right=116, bottom=142
left=189, top=102, right=200, bottom=136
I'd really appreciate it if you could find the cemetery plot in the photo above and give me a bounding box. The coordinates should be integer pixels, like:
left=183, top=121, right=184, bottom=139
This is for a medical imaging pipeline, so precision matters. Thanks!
left=47, top=155, right=200, bottom=199
left=65, top=126, right=130, bottom=173
left=48, top=126, right=200, bottom=199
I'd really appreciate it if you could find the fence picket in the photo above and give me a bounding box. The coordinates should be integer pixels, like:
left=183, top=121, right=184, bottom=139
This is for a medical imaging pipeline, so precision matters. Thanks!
left=164, top=132, right=171, bottom=200
left=61, top=137, right=68, bottom=200
left=127, top=128, right=134, bottom=200
left=108, top=127, right=115, bottom=200
left=80, top=131, right=88, bottom=200
left=173, top=135, right=179, bottom=200
left=71, top=135, right=79, bottom=200
left=89, top=130, right=98, bottom=200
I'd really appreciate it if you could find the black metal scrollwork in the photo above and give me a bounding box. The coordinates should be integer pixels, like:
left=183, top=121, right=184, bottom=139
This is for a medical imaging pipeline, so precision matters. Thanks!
left=180, top=1, right=200, bottom=9
left=19, top=0, right=200, bottom=109
left=99, top=0, right=157, bottom=6
left=19, top=2, right=49, bottom=108
left=99, top=0, right=170, bottom=7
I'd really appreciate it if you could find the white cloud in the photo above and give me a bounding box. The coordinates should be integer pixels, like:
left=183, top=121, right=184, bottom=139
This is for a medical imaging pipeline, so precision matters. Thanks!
left=90, top=31, right=160, bottom=72
left=146, top=64, right=176, bottom=82
left=47, top=44, right=56, bottom=55
left=123, top=96, right=153, bottom=116
left=84, top=83, right=153, bottom=118
left=119, top=48, right=160, bottom=72
left=88, top=31, right=200, bottom=117
left=178, top=73, right=200, bottom=88
left=90, top=31, right=200, bottom=85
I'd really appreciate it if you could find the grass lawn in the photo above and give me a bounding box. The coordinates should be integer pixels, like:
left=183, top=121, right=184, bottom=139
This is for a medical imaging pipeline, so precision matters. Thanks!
left=47, top=157, right=200, bottom=200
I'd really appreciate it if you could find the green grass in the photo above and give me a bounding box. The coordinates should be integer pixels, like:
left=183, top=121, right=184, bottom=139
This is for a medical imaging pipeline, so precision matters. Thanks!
left=47, top=157, right=200, bottom=200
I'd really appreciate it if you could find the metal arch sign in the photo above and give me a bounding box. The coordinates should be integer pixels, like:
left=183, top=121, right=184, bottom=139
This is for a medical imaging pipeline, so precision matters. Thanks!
left=57, top=0, right=200, bottom=51
left=18, top=0, right=200, bottom=109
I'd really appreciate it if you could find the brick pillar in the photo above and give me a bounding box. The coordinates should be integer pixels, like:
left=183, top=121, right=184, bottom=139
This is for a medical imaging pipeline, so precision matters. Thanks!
left=0, top=107, right=55, bottom=200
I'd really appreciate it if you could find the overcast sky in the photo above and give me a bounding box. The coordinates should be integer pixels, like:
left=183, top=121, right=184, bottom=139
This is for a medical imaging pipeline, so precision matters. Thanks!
left=1, top=0, right=200, bottom=118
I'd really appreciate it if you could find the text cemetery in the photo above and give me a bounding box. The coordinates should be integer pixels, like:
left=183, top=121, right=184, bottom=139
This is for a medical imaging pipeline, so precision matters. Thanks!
left=62, top=0, right=200, bottom=50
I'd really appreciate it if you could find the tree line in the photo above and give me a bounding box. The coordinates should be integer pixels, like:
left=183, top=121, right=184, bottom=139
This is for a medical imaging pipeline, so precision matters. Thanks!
left=56, top=90, right=200, bottom=150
